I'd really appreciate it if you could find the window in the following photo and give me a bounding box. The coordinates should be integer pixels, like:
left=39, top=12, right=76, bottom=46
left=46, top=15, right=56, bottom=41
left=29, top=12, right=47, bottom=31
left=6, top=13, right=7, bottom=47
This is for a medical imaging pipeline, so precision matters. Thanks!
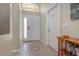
left=22, top=3, right=39, bottom=12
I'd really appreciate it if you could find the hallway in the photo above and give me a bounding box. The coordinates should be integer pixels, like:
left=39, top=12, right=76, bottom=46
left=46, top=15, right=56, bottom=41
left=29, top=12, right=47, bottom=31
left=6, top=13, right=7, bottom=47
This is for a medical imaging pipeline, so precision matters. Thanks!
left=19, top=40, right=57, bottom=56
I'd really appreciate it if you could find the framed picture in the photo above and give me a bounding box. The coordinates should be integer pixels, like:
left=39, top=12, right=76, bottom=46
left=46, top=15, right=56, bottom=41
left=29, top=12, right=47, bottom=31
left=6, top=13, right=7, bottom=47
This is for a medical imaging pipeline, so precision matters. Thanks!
left=70, top=3, right=79, bottom=20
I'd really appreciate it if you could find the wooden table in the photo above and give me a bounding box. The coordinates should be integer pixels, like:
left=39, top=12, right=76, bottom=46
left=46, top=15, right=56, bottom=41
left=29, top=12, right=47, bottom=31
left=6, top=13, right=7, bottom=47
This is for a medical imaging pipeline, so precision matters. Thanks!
left=61, top=37, right=79, bottom=47
left=58, top=36, right=79, bottom=56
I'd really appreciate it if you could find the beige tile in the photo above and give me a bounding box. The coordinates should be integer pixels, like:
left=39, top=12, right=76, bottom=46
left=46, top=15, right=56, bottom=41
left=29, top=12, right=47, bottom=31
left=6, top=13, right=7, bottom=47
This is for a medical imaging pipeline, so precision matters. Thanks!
left=18, top=40, right=58, bottom=56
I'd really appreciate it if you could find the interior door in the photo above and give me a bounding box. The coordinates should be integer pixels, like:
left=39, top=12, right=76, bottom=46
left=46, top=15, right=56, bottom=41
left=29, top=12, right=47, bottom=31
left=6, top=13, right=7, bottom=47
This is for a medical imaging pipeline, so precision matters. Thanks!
left=23, top=13, right=40, bottom=41
left=48, top=5, right=59, bottom=51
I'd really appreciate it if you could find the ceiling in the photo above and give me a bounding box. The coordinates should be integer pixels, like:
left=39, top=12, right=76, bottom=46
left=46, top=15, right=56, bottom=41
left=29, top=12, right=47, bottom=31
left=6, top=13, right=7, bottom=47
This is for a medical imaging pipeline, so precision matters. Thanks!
left=22, top=3, right=56, bottom=13
left=40, top=3, right=56, bottom=13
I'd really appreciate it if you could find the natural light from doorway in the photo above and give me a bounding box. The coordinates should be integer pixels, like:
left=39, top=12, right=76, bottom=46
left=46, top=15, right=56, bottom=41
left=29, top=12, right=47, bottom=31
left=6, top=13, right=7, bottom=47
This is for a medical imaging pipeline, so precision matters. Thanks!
left=24, top=17, right=27, bottom=39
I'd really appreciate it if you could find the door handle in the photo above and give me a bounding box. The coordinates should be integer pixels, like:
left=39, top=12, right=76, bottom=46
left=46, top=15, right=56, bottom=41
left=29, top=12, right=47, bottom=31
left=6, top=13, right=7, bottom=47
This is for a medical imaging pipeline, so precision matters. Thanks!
left=48, top=29, right=50, bottom=31
left=28, top=26, right=30, bottom=31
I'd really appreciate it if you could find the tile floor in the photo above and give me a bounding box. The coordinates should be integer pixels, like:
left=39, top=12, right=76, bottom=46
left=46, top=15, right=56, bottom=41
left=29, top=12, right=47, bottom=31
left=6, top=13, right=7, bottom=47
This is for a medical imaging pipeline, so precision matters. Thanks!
left=17, top=40, right=58, bottom=56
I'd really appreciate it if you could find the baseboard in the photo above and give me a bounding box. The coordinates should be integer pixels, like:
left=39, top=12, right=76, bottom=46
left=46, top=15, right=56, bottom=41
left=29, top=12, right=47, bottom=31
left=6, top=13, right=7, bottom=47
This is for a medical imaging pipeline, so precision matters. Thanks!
left=11, top=48, right=21, bottom=56
left=48, top=45, right=58, bottom=55
left=40, top=40, right=46, bottom=45
left=23, top=40, right=40, bottom=42
left=11, top=49, right=20, bottom=53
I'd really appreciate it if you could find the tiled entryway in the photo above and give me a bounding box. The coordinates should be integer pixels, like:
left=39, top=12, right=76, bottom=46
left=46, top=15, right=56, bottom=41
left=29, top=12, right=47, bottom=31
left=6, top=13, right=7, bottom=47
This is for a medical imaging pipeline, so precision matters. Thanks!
left=18, top=40, right=57, bottom=56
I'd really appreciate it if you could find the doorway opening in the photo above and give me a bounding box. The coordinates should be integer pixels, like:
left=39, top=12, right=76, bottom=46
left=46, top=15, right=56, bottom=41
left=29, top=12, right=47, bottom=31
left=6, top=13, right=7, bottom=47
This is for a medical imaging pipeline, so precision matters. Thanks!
left=19, top=3, right=58, bottom=56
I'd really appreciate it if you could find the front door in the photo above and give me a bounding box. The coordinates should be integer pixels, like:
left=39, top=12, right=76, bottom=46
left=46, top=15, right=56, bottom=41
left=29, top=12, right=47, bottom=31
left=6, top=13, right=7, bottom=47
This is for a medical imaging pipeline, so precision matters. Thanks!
left=23, top=13, right=40, bottom=41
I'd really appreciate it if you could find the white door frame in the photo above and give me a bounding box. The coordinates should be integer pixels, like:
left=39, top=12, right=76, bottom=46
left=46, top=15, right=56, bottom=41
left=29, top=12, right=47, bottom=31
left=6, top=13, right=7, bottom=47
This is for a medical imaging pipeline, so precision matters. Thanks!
left=45, top=4, right=60, bottom=46
left=19, top=3, right=24, bottom=48
left=22, top=12, right=40, bottom=41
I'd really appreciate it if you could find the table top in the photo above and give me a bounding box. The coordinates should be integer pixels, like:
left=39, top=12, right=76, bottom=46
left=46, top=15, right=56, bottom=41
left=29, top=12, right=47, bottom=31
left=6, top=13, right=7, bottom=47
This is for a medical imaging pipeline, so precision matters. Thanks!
left=61, top=37, right=79, bottom=45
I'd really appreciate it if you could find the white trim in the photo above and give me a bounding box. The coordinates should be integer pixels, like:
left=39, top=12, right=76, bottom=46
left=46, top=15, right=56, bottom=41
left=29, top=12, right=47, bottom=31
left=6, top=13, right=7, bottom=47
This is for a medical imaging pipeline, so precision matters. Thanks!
left=45, top=13, right=49, bottom=45
left=58, top=4, right=61, bottom=36
left=19, top=3, right=23, bottom=50
left=10, top=3, right=13, bottom=39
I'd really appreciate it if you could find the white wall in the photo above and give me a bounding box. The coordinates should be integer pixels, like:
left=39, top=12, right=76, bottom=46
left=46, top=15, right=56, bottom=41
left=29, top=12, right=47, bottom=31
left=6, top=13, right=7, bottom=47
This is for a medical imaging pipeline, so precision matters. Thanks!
left=40, top=13, right=46, bottom=44
left=0, top=3, right=20, bottom=56
left=11, top=3, right=20, bottom=51
left=60, top=3, right=79, bottom=55
left=0, top=34, right=13, bottom=55
left=60, top=3, right=79, bottom=38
